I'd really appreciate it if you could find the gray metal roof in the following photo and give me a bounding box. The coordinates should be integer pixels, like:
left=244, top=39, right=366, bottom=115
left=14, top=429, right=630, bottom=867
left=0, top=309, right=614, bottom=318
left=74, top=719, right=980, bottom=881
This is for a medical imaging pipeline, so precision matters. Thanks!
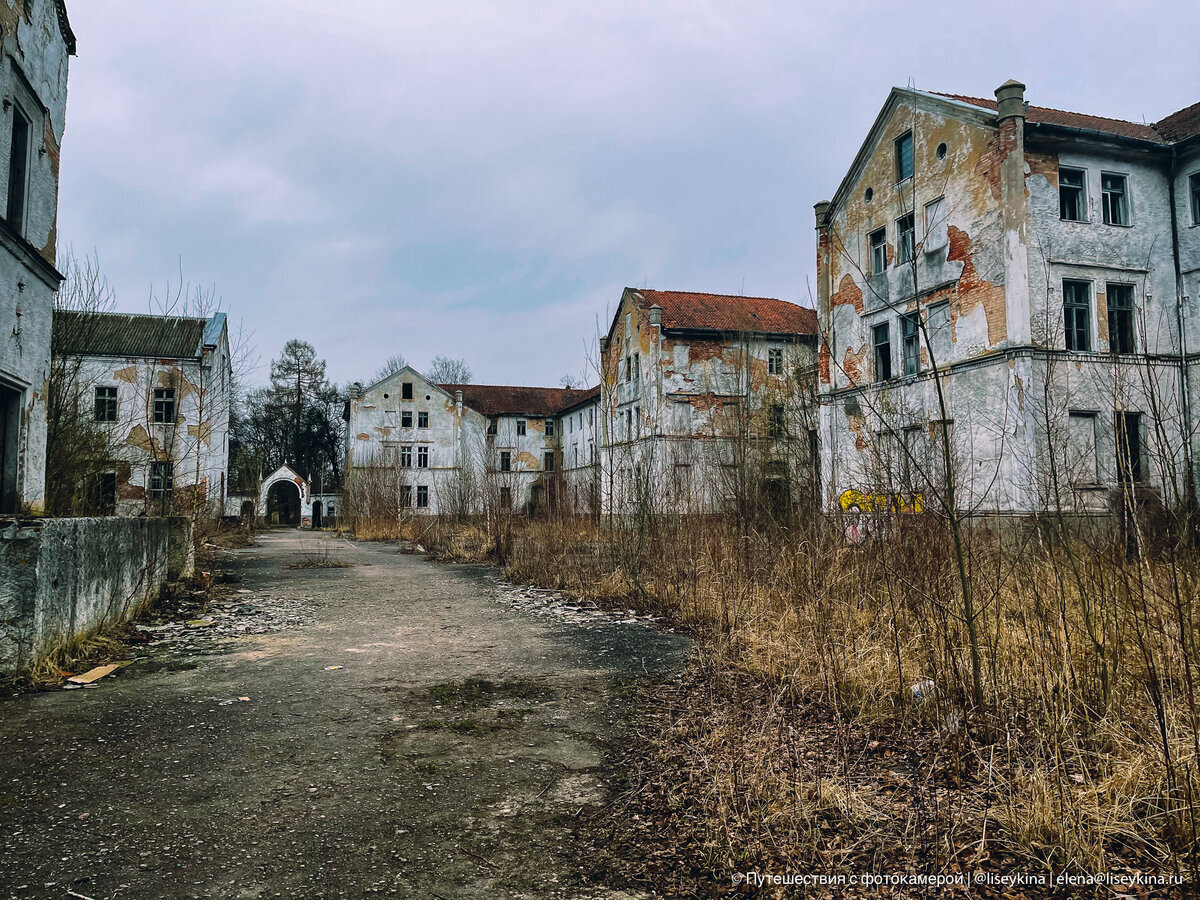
left=52, top=311, right=213, bottom=359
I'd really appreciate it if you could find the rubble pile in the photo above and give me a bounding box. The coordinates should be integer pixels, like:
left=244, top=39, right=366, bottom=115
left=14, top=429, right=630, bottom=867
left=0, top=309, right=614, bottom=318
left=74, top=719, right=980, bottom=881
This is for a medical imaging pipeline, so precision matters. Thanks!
left=133, top=590, right=319, bottom=654
left=489, top=579, right=666, bottom=630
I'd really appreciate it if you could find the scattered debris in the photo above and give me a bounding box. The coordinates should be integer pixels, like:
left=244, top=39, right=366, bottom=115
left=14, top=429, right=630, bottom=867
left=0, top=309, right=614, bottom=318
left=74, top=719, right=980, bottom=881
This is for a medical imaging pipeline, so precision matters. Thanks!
left=186, top=619, right=215, bottom=628
left=324, top=665, right=344, bottom=671
left=66, top=663, right=129, bottom=685
left=490, top=579, right=666, bottom=630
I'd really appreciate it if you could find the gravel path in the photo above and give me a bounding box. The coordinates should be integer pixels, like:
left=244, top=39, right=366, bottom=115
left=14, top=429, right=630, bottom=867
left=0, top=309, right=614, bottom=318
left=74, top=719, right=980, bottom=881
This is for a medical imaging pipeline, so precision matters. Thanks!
left=0, top=528, right=690, bottom=899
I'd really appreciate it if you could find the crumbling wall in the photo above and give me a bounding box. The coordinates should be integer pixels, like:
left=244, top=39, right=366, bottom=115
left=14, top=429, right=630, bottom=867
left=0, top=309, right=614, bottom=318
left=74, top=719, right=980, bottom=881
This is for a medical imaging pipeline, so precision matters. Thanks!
left=0, top=515, right=192, bottom=675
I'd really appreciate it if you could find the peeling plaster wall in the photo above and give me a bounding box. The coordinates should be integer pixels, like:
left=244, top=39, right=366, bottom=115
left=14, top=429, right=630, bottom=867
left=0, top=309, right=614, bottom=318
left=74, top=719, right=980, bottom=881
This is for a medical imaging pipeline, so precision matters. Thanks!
left=75, top=341, right=233, bottom=515
left=0, top=0, right=70, bottom=513
left=559, top=397, right=599, bottom=514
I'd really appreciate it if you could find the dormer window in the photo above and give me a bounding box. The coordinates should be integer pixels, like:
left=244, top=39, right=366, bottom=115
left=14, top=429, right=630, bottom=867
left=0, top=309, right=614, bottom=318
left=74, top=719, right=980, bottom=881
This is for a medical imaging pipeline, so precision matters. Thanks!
left=894, top=131, right=913, bottom=182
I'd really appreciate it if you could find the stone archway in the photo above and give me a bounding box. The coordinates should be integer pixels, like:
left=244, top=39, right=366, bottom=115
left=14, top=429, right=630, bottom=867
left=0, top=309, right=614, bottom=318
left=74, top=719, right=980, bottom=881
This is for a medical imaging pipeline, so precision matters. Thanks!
left=266, top=480, right=302, bottom=525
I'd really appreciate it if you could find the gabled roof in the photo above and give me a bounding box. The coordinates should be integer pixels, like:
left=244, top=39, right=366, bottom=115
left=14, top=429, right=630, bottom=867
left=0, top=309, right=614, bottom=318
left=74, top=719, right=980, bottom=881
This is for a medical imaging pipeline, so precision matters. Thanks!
left=933, top=92, right=1200, bottom=145
left=440, top=383, right=597, bottom=418
left=53, top=311, right=216, bottom=359
left=629, top=288, right=817, bottom=335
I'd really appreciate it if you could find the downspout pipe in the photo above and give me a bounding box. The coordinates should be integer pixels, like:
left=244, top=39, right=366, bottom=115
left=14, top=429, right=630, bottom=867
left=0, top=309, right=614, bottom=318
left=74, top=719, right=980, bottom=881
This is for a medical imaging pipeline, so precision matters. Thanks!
left=1168, top=144, right=1197, bottom=527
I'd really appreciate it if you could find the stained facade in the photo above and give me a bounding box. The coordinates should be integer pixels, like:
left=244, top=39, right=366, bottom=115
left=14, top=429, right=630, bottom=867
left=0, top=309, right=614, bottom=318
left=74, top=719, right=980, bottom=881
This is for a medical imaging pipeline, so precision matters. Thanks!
left=816, top=81, right=1200, bottom=519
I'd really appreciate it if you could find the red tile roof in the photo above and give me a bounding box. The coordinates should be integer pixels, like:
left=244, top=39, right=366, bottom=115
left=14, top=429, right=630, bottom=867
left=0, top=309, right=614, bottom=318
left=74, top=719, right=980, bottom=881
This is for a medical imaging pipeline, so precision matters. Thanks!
left=440, top=383, right=598, bottom=418
left=631, top=289, right=817, bottom=335
left=935, top=92, right=1200, bottom=145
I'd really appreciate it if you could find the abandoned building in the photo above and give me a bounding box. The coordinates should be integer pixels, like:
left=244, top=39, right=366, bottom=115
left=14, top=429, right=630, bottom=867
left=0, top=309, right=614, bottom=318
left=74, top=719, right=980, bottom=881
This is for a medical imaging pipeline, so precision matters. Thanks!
left=599, top=288, right=819, bottom=515
left=815, top=80, right=1200, bottom=519
left=344, top=367, right=594, bottom=516
left=52, top=310, right=233, bottom=516
left=225, top=463, right=339, bottom=527
left=0, top=0, right=73, bottom=514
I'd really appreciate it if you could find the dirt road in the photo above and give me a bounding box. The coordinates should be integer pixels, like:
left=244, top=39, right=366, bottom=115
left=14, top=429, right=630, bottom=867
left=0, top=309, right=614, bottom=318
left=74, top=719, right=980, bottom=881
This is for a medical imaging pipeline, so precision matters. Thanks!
left=0, top=529, right=690, bottom=899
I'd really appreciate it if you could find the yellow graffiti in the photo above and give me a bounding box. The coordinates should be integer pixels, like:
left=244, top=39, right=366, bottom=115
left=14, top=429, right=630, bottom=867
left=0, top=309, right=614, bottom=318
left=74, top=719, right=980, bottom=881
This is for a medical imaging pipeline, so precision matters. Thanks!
left=839, top=489, right=924, bottom=514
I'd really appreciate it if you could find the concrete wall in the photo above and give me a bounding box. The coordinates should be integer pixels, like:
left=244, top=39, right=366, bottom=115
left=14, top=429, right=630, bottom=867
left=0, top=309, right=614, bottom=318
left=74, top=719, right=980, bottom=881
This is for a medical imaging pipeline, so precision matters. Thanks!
left=0, top=515, right=193, bottom=675
left=0, top=0, right=72, bottom=514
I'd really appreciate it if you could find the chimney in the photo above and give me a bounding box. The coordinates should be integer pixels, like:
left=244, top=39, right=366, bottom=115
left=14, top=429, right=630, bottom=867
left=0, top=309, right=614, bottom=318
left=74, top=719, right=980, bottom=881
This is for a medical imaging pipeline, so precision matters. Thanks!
left=814, top=200, right=830, bottom=229
left=995, top=79, right=1026, bottom=122
left=647, top=304, right=662, bottom=327
left=350, top=381, right=364, bottom=399
left=455, top=389, right=463, bottom=413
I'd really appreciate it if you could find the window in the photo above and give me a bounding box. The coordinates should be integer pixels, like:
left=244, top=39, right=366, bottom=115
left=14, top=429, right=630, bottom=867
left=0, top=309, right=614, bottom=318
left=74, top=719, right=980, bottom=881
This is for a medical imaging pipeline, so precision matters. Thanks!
left=6, top=103, right=29, bottom=234
left=401, top=410, right=413, bottom=428
left=767, top=401, right=786, bottom=438
left=1191, top=173, right=1200, bottom=226
left=499, top=450, right=511, bottom=472
left=400, top=485, right=412, bottom=508
left=416, top=485, right=429, bottom=508
left=927, top=301, right=951, bottom=366
left=900, top=312, right=920, bottom=376
left=499, top=486, right=512, bottom=509
left=152, top=388, right=176, bottom=424
left=894, top=131, right=913, bottom=182
left=417, top=411, right=428, bottom=428
left=94, top=386, right=118, bottom=423
left=625, top=408, right=632, bottom=439
left=417, top=446, right=429, bottom=468
left=924, top=197, right=947, bottom=250
left=544, top=451, right=554, bottom=471
left=1106, top=283, right=1135, bottom=354
left=624, top=353, right=632, bottom=383
left=896, top=213, right=915, bottom=264
left=1101, top=173, right=1129, bottom=225
left=872, top=322, right=892, bottom=381
left=150, top=461, right=174, bottom=498
left=516, top=419, right=526, bottom=436
left=1066, top=412, right=1098, bottom=485
left=400, top=445, right=412, bottom=468
left=1116, top=411, right=1142, bottom=483
left=633, top=405, right=640, bottom=438
left=768, top=348, right=783, bottom=375
left=1063, top=280, right=1092, bottom=351
left=1059, top=167, right=1086, bottom=221
left=401, top=382, right=413, bottom=400
left=869, top=227, right=887, bottom=276
left=902, top=426, right=923, bottom=490
left=487, top=417, right=497, bottom=435
left=545, top=418, right=555, bottom=437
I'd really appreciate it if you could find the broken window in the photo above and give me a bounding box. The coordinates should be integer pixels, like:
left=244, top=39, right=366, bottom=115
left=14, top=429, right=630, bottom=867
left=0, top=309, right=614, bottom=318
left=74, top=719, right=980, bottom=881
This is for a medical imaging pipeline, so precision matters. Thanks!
left=1063, top=280, right=1092, bottom=351
left=1106, top=283, right=1135, bottom=354
left=900, top=312, right=920, bottom=376
left=543, top=451, right=554, bottom=471
left=417, top=446, right=429, bottom=468
left=6, top=102, right=29, bottom=235
left=894, top=131, right=913, bottom=182
left=399, top=485, right=412, bottom=508
left=1059, top=167, right=1086, bottom=221
left=402, top=382, right=413, bottom=400
left=872, top=322, right=892, bottom=382
left=94, top=386, right=118, bottom=423
left=152, top=388, right=176, bottom=424
left=1066, top=412, right=1099, bottom=485
left=499, top=450, right=511, bottom=472
left=1116, top=411, right=1142, bottom=484
left=624, top=353, right=631, bottom=384
left=869, top=227, right=887, bottom=276
left=1101, top=172, right=1129, bottom=225
left=1191, top=173, right=1200, bottom=226
left=417, top=411, right=428, bottom=428
left=400, top=445, right=412, bottom=467
left=924, top=196, right=947, bottom=250
left=401, top=410, right=413, bottom=428
left=896, top=213, right=915, bottom=264
left=416, top=485, right=429, bottom=508
left=545, top=418, right=554, bottom=437
left=149, top=461, right=173, bottom=498
left=516, top=419, right=526, bottom=436
left=768, top=348, right=783, bottom=375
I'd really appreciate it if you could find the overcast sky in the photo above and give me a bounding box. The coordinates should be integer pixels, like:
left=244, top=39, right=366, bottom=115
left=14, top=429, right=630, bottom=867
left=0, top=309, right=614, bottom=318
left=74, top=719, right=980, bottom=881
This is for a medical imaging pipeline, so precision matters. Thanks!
left=57, top=1, right=1196, bottom=388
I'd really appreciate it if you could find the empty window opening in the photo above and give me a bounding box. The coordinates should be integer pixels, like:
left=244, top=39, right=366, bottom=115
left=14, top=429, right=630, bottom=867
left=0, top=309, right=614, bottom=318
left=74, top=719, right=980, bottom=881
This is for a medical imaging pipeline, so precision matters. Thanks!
left=401, top=382, right=413, bottom=400
left=1116, top=411, right=1142, bottom=484
left=1106, top=283, right=1135, bottom=354
left=1191, top=173, right=1200, bottom=225
left=936, top=142, right=948, bottom=160
left=1063, top=280, right=1092, bottom=351
left=543, top=451, right=554, bottom=471
left=95, top=386, right=118, bottom=423
left=900, top=312, right=920, bottom=376
left=1102, top=173, right=1129, bottom=225
left=1059, top=167, right=1086, bottom=221
left=400, top=485, right=412, bottom=508
left=872, top=322, right=892, bottom=381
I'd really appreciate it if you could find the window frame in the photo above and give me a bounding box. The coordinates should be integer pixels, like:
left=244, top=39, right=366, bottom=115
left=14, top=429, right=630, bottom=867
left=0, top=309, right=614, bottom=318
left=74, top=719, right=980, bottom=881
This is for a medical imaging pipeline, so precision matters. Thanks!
left=1063, top=279, right=1093, bottom=352
left=94, top=386, right=118, bottom=423
left=900, top=312, right=921, bottom=376
left=152, top=387, right=176, bottom=424
left=417, top=411, right=429, bottom=429
left=872, top=321, right=892, bottom=382
left=1066, top=410, right=1100, bottom=486
left=6, top=99, right=30, bottom=236
left=1105, top=282, right=1136, bottom=354
left=149, top=460, right=174, bottom=498
left=417, top=445, right=429, bottom=468
left=894, top=131, right=914, bottom=183
left=516, top=419, right=526, bottom=436
left=401, top=382, right=413, bottom=400
left=896, top=213, right=915, bottom=265
left=416, top=485, right=429, bottom=508
left=869, top=227, right=887, bottom=276
left=1101, top=171, right=1130, bottom=226
left=1058, top=166, right=1087, bottom=222
left=923, top=196, right=947, bottom=251
left=543, top=450, right=554, bottom=471
left=768, top=347, right=783, bottom=375
left=545, top=418, right=555, bottom=437
left=499, top=450, right=511, bottom=472
left=400, top=444, right=412, bottom=468
left=401, top=410, right=413, bottom=428
left=1190, top=172, right=1200, bottom=226
left=399, top=485, right=412, bottom=508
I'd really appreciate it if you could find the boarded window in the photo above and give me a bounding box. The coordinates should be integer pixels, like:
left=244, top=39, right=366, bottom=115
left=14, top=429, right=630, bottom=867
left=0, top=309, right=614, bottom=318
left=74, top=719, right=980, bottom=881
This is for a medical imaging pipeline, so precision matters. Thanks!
left=1066, top=412, right=1098, bottom=485
left=1064, top=280, right=1092, bottom=351
left=927, top=301, right=951, bottom=366
left=924, top=196, right=947, bottom=250
left=1059, top=167, right=1086, bottom=221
